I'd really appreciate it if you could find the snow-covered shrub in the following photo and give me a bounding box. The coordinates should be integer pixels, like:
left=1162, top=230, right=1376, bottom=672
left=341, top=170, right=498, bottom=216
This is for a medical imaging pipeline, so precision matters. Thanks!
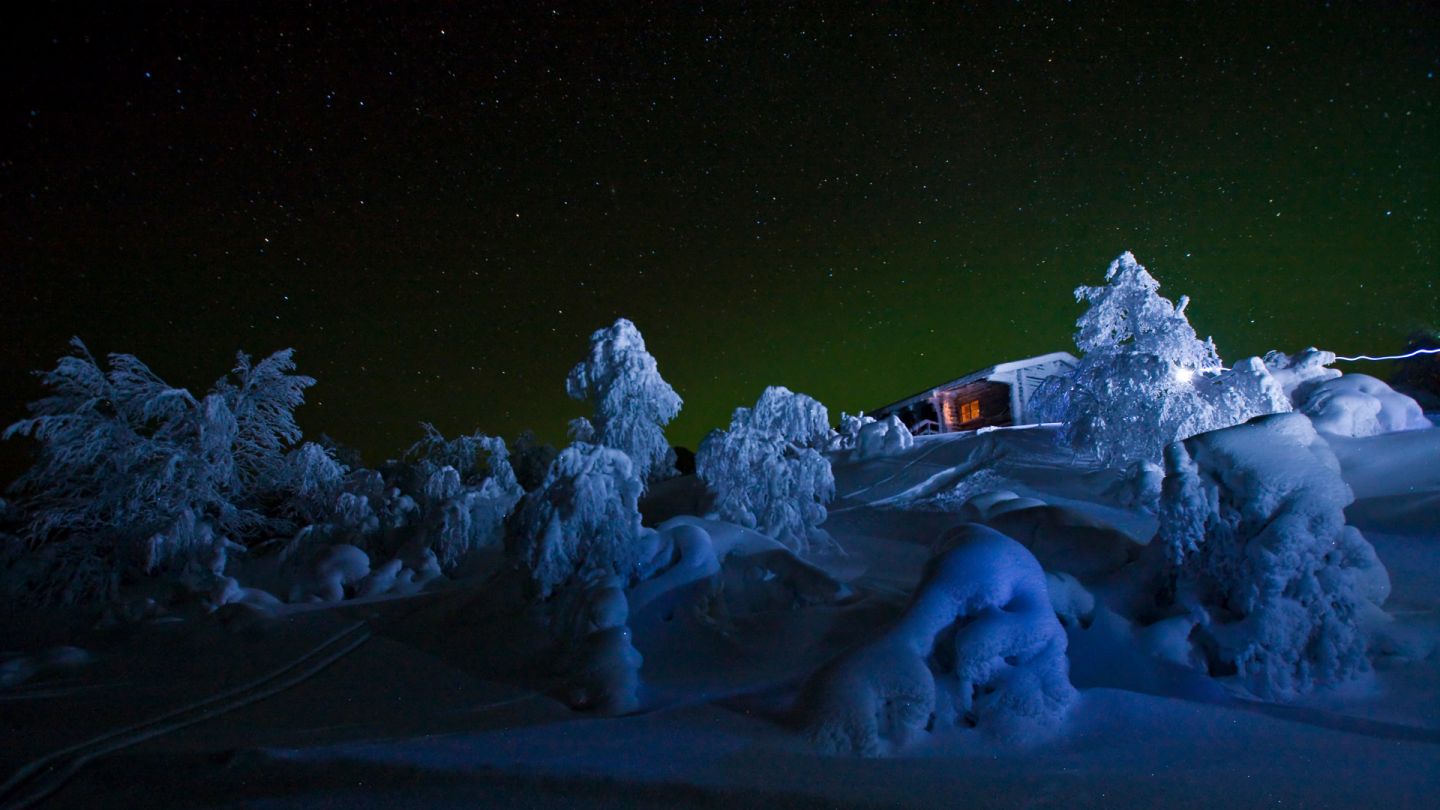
left=1294, top=374, right=1429, bottom=438
left=212, top=348, right=316, bottom=493
left=1263, top=347, right=1341, bottom=404
left=3, top=342, right=257, bottom=602
left=320, top=468, right=419, bottom=547
left=831, top=412, right=876, bottom=451
left=797, top=524, right=1074, bottom=756
left=566, top=318, right=683, bottom=486
left=696, top=387, right=836, bottom=553
left=2, top=339, right=318, bottom=604
left=422, top=464, right=522, bottom=573
left=1158, top=412, right=1391, bottom=697
left=404, top=426, right=524, bottom=572
left=509, top=442, right=645, bottom=599
left=854, top=415, right=914, bottom=459
left=1033, top=252, right=1291, bottom=466
left=270, top=441, right=347, bottom=527
left=405, top=423, right=517, bottom=487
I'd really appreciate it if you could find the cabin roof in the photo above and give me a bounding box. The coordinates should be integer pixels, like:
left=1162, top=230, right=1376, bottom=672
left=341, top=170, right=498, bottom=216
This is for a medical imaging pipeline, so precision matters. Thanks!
left=869, top=351, right=1078, bottom=416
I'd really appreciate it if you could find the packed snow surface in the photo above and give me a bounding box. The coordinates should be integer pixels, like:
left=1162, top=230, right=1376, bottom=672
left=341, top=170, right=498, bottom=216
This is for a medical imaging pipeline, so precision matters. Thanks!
left=3, top=423, right=1438, bottom=808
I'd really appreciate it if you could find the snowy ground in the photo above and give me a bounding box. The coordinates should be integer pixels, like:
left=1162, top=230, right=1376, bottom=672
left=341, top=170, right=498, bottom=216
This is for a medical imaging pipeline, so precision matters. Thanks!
left=3, top=426, right=1438, bottom=808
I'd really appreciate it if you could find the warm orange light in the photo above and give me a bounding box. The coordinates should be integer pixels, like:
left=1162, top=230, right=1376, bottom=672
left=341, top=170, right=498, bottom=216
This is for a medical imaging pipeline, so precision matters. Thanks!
left=960, top=399, right=980, bottom=422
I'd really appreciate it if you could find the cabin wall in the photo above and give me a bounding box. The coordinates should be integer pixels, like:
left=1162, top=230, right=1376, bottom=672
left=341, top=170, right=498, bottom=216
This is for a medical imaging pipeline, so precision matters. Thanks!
left=933, top=379, right=1012, bottom=432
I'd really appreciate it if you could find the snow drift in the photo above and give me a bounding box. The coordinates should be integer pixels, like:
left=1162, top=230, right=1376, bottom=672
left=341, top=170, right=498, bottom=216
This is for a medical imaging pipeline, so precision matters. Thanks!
left=797, top=524, right=1074, bottom=756
left=1294, top=373, right=1430, bottom=438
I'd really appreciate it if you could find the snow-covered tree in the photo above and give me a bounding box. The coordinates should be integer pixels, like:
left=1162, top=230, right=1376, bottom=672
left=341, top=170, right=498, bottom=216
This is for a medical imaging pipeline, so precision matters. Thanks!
left=404, top=424, right=523, bottom=572
left=831, top=412, right=876, bottom=451
left=566, top=318, right=682, bottom=486
left=508, top=442, right=645, bottom=598
left=854, top=415, right=915, bottom=459
left=212, top=348, right=316, bottom=492
left=1033, top=252, right=1290, bottom=465
left=696, top=387, right=836, bottom=552
left=270, top=441, right=348, bottom=527
left=1157, top=413, right=1390, bottom=697
left=1073, top=252, right=1220, bottom=368
left=405, top=422, right=515, bottom=486
left=2, top=339, right=319, bottom=604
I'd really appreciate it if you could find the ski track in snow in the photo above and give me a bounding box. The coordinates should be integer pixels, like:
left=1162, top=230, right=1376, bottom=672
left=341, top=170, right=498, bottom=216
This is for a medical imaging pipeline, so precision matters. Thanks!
left=0, top=620, right=372, bottom=810
left=832, top=438, right=1002, bottom=512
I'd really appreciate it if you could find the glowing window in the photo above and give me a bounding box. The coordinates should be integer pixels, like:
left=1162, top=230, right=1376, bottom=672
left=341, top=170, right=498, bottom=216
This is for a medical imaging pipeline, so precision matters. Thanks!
left=960, top=399, right=980, bottom=422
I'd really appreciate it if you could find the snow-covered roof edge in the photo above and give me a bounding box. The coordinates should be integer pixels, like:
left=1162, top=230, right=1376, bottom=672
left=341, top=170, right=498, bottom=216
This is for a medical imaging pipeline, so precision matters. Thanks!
left=868, top=351, right=1079, bottom=417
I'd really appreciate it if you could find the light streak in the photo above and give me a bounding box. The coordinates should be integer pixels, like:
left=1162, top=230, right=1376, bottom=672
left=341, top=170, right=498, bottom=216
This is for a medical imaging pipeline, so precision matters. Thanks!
left=1334, top=348, right=1440, bottom=363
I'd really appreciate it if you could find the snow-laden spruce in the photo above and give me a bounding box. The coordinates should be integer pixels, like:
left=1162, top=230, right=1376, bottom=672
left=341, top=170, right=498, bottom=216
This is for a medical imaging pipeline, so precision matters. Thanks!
left=797, top=524, right=1074, bottom=756
left=509, top=442, right=645, bottom=598
left=1032, top=252, right=1291, bottom=466
left=696, top=386, right=836, bottom=553
left=270, top=441, right=348, bottom=527
left=405, top=424, right=523, bottom=573
left=1158, top=412, right=1391, bottom=697
left=2, top=339, right=315, bottom=604
left=566, top=318, right=682, bottom=486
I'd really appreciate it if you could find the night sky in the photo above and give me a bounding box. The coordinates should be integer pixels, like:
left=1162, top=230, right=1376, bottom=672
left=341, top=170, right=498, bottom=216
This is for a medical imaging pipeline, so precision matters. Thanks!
left=2, top=2, right=1436, bottom=478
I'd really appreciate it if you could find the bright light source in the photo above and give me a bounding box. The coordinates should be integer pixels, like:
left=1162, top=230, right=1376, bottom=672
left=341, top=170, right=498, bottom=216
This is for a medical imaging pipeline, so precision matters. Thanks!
left=1173, top=366, right=1195, bottom=383
left=1335, top=347, right=1440, bottom=362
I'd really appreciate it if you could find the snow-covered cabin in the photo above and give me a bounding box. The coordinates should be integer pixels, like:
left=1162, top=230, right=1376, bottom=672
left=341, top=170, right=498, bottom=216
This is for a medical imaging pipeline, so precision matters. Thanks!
left=870, top=352, right=1078, bottom=434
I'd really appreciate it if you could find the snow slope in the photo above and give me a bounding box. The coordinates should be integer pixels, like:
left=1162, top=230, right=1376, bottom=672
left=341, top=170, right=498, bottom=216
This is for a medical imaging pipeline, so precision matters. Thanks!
left=3, top=425, right=1438, bottom=808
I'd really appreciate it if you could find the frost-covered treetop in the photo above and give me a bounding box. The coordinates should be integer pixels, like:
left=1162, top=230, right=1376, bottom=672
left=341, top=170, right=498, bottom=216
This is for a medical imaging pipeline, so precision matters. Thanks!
left=1074, top=251, right=1221, bottom=370
left=565, top=318, right=681, bottom=419
left=565, top=318, right=682, bottom=484
left=733, top=386, right=831, bottom=449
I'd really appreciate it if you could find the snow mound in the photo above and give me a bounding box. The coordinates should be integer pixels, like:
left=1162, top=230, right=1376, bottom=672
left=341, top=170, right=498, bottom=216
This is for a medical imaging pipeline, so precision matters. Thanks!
left=957, top=491, right=1142, bottom=581
left=289, top=544, right=370, bottom=603
left=1264, top=347, right=1341, bottom=402
left=554, top=571, right=643, bottom=714
left=854, top=415, right=914, bottom=460
left=0, top=645, right=93, bottom=689
left=1295, top=373, right=1430, bottom=437
left=1158, top=412, right=1391, bottom=697
left=797, top=524, right=1074, bottom=756
left=1102, top=459, right=1165, bottom=507
left=275, top=543, right=439, bottom=604
left=630, top=517, right=851, bottom=623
